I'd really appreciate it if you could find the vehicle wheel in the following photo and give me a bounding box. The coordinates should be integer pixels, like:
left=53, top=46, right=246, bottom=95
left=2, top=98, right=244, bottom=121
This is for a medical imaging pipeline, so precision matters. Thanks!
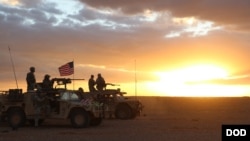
left=90, top=117, right=102, bottom=126
left=0, top=115, right=6, bottom=122
left=70, top=109, right=90, bottom=128
left=7, top=108, right=26, bottom=129
left=28, top=119, right=44, bottom=126
left=115, top=104, right=132, bottom=120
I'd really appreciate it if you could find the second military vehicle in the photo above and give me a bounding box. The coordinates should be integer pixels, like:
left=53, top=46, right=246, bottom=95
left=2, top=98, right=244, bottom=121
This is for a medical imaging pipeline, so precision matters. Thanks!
left=83, top=85, right=143, bottom=120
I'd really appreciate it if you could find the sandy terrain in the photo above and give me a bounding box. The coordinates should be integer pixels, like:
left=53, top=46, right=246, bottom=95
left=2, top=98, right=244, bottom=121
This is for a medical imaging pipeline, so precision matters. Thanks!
left=1, top=97, right=250, bottom=141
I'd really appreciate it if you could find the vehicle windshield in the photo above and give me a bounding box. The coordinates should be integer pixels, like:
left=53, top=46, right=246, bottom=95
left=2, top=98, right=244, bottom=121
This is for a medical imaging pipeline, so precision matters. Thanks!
left=60, top=91, right=80, bottom=101
left=116, top=93, right=125, bottom=100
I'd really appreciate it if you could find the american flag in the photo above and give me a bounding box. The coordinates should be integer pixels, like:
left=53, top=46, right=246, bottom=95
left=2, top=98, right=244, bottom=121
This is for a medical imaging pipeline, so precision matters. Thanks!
left=58, top=61, right=74, bottom=76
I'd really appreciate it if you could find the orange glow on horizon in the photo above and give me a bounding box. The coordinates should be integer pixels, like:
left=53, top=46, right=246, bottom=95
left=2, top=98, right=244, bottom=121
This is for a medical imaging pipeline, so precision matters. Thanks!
left=2, top=64, right=250, bottom=97
left=155, top=64, right=229, bottom=83
left=141, top=64, right=250, bottom=97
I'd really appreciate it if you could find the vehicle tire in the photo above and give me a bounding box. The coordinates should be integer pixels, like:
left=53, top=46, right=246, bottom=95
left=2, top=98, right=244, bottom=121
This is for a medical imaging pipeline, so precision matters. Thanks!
left=0, top=115, right=6, bottom=122
left=70, top=109, right=90, bottom=128
left=7, top=108, right=26, bottom=129
left=115, top=104, right=132, bottom=120
left=90, top=117, right=102, bottom=126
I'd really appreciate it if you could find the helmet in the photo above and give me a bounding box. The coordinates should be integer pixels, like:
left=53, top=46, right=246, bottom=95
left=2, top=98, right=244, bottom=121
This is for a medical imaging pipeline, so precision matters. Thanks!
left=45, top=74, right=50, bottom=78
left=78, top=87, right=84, bottom=92
left=30, top=67, right=35, bottom=72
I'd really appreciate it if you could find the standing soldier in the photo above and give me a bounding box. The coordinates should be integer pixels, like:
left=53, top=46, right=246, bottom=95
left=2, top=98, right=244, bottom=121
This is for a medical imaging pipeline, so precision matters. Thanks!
left=88, top=75, right=96, bottom=92
left=96, top=73, right=106, bottom=91
left=26, top=66, right=36, bottom=91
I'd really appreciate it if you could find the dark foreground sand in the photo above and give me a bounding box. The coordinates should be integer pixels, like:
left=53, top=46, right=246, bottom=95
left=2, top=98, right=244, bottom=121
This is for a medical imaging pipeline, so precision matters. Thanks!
left=1, top=97, right=250, bottom=141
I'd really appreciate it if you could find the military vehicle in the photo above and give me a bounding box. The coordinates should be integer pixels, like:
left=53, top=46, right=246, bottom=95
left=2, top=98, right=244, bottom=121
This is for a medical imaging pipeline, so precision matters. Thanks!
left=0, top=78, right=103, bottom=129
left=84, top=84, right=143, bottom=120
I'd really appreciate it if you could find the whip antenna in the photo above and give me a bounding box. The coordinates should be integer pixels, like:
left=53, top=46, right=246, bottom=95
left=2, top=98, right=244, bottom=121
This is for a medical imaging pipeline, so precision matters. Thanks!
left=135, top=59, right=137, bottom=99
left=8, top=46, right=19, bottom=89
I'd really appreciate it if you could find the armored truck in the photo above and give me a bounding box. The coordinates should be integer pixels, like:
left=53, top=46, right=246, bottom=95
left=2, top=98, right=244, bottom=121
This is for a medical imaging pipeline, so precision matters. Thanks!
left=0, top=83, right=103, bottom=129
left=84, top=88, right=143, bottom=120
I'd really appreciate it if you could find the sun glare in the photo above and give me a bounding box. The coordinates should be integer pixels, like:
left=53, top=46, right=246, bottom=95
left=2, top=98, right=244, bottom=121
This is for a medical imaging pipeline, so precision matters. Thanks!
left=146, top=64, right=240, bottom=97
left=155, top=64, right=228, bottom=83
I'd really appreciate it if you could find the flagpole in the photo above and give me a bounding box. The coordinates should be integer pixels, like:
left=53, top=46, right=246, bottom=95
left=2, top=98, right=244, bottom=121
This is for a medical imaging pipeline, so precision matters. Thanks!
left=135, top=59, right=137, bottom=100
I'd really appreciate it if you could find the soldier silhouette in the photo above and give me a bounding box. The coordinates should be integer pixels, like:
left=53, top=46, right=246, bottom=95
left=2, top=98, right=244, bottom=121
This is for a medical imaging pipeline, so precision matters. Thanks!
left=26, top=66, right=36, bottom=91
left=42, top=74, right=53, bottom=92
left=88, top=75, right=96, bottom=92
left=96, top=73, right=106, bottom=91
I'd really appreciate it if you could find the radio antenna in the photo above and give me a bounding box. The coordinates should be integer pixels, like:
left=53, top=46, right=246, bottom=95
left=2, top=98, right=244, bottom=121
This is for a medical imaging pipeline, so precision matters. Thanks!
left=135, top=59, right=137, bottom=99
left=8, top=46, right=19, bottom=89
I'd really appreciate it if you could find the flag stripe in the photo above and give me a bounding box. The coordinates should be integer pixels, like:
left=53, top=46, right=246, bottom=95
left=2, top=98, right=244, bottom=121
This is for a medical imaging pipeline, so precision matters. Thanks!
left=59, top=61, right=74, bottom=76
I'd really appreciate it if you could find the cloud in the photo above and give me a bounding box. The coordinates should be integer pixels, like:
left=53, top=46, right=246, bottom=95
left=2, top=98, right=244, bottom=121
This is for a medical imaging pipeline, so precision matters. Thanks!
left=80, top=0, right=250, bottom=31
left=0, top=0, right=21, bottom=6
left=165, top=17, right=223, bottom=38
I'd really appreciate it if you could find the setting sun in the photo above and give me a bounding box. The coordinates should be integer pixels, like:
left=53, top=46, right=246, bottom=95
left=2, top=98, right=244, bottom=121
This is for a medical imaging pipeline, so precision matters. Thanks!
left=142, top=64, right=249, bottom=97
left=155, top=64, right=228, bottom=83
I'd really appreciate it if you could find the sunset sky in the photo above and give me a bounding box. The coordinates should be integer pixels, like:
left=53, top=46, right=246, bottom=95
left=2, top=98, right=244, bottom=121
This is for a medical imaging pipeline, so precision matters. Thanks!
left=0, top=0, right=250, bottom=97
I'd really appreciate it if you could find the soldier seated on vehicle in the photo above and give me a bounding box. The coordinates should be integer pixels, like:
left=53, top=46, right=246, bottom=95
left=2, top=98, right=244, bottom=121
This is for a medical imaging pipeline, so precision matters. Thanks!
left=42, top=74, right=53, bottom=92
left=77, top=87, right=84, bottom=99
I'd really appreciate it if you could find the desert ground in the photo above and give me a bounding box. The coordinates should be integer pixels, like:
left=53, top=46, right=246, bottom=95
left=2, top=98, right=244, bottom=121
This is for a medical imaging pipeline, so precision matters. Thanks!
left=1, top=96, right=250, bottom=141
